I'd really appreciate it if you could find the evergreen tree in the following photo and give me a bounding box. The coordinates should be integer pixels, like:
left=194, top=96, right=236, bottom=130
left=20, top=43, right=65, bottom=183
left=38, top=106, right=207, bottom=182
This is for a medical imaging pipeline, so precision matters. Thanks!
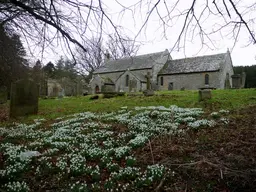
left=0, top=24, right=28, bottom=93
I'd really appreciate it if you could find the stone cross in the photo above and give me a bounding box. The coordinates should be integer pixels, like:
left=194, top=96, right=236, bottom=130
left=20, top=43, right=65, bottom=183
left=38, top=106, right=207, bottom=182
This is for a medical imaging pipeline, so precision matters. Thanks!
left=145, top=72, right=152, bottom=90
left=10, top=78, right=39, bottom=117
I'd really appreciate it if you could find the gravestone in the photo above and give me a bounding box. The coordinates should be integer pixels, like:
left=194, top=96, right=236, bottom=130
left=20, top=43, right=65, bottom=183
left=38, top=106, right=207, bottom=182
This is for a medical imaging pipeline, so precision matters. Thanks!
left=0, top=86, right=8, bottom=104
left=129, top=79, right=137, bottom=92
left=58, top=89, right=64, bottom=99
left=231, top=74, right=241, bottom=89
left=168, top=82, right=173, bottom=90
left=51, top=85, right=59, bottom=97
left=143, top=72, right=154, bottom=96
left=10, top=79, right=39, bottom=117
left=199, top=89, right=212, bottom=101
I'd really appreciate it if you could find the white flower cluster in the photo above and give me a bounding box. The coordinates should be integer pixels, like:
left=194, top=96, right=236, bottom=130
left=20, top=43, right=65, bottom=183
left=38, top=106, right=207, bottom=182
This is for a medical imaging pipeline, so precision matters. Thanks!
left=219, top=109, right=229, bottom=114
left=128, top=134, right=148, bottom=147
left=188, top=119, right=216, bottom=129
left=114, top=146, right=131, bottom=158
left=0, top=104, right=230, bottom=191
left=70, top=181, right=88, bottom=191
left=4, top=181, right=30, bottom=192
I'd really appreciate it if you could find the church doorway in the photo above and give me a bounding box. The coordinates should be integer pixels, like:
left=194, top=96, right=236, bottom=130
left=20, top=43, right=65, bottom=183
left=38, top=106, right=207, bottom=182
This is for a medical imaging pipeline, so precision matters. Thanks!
left=168, top=82, right=173, bottom=90
left=95, top=85, right=100, bottom=93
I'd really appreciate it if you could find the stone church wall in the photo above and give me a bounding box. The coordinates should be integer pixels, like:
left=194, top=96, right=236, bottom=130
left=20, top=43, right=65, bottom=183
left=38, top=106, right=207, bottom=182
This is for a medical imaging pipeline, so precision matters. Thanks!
left=219, top=51, right=234, bottom=89
left=152, top=49, right=170, bottom=84
left=115, top=70, right=145, bottom=92
left=158, top=71, right=221, bottom=90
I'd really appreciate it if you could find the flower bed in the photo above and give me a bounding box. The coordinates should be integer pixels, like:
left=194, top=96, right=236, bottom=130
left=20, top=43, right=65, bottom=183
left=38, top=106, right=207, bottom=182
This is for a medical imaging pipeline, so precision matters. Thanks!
left=0, top=105, right=229, bottom=191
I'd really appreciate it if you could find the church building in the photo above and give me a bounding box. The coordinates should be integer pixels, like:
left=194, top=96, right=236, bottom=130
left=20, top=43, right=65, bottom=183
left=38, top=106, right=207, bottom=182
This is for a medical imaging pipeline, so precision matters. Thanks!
left=90, top=49, right=234, bottom=93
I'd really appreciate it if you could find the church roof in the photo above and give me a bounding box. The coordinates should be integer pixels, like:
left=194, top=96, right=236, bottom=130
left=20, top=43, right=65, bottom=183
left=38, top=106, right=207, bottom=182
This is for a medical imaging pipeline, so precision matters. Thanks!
left=130, top=71, right=147, bottom=83
left=159, top=52, right=227, bottom=75
left=94, top=51, right=166, bottom=74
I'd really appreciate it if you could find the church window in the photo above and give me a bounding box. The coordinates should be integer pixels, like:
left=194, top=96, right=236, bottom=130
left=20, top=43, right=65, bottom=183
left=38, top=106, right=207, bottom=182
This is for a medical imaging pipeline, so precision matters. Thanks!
left=160, top=76, right=164, bottom=86
left=126, top=75, right=129, bottom=87
left=205, top=74, right=209, bottom=85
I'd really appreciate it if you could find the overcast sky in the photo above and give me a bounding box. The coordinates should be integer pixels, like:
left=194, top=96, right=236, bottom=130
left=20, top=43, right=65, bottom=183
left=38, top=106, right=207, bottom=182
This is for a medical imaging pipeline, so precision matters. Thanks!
left=28, top=0, right=256, bottom=66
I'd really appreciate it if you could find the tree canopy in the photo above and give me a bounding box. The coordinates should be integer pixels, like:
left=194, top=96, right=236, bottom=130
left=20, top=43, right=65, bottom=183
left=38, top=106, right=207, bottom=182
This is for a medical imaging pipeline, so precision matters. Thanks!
left=0, top=24, right=28, bottom=90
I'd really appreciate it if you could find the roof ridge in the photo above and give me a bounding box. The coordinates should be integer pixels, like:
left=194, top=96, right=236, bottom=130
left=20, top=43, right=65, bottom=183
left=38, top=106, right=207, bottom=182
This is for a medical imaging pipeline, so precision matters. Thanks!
left=171, top=52, right=226, bottom=61
left=112, top=50, right=165, bottom=61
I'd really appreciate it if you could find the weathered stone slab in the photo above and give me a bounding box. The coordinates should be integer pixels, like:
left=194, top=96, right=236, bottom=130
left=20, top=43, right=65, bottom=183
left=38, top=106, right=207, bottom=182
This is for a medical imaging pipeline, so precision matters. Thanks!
left=143, top=89, right=155, bottom=96
left=10, top=79, right=39, bottom=117
left=0, top=86, right=8, bottom=104
left=231, top=74, right=241, bottom=89
left=199, top=89, right=212, bottom=101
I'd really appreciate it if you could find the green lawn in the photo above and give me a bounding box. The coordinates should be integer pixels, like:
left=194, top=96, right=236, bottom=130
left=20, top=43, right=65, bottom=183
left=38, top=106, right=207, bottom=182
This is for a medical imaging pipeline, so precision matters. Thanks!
left=37, top=89, right=256, bottom=119
left=1, top=89, right=256, bottom=124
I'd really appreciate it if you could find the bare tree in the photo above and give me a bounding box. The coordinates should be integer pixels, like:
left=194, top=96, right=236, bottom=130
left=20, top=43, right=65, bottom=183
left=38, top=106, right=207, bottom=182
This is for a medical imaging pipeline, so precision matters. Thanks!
left=76, top=35, right=140, bottom=81
left=106, top=34, right=140, bottom=60
left=114, top=0, right=255, bottom=53
left=0, top=0, right=255, bottom=60
left=0, top=0, right=125, bottom=60
left=76, top=37, right=104, bottom=81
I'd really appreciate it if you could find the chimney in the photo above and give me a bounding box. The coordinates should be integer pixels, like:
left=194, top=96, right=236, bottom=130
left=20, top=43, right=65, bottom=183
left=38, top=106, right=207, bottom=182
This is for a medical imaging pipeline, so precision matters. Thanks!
left=104, top=49, right=110, bottom=61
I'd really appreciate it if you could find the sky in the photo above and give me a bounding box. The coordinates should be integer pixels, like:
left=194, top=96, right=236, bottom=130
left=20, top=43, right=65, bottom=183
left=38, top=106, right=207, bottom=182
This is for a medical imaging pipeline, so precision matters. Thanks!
left=27, top=0, right=256, bottom=66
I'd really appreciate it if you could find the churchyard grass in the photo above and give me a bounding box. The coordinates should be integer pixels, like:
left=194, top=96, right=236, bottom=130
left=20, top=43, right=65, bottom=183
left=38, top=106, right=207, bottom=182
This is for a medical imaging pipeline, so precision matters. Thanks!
left=0, top=88, right=256, bottom=191
left=0, top=89, right=255, bottom=124
left=34, top=89, right=255, bottom=121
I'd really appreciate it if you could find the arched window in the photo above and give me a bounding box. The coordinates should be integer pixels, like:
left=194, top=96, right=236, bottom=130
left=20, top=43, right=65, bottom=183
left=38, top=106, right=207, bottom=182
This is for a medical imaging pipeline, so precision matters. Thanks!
left=126, top=75, right=129, bottom=87
left=205, top=74, right=209, bottom=85
left=160, top=76, right=164, bottom=86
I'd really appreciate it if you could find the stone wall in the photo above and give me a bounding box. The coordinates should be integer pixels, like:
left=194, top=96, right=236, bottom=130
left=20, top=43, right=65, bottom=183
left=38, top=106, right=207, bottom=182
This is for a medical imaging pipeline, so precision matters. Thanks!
left=219, top=51, right=234, bottom=89
left=115, top=70, right=144, bottom=92
left=47, top=79, right=62, bottom=97
left=91, top=69, right=152, bottom=93
left=158, top=71, right=221, bottom=90
left=152, top=49, right=170, bottom=86
left=101, top=84, right=115, bottom=92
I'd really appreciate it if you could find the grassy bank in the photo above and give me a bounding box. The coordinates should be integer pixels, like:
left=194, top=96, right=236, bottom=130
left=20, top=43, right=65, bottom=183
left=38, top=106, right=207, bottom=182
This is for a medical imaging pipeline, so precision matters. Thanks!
left=0, top=89, right=255, bottom=124
left=0, top=89, right=256, bottom=191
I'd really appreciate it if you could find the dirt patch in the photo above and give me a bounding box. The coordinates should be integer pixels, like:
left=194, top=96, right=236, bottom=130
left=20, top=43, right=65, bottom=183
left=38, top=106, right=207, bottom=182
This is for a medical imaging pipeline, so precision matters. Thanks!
left=0, top=104, right=9, bottom=122
left=134, top=105, right=256, bottom=191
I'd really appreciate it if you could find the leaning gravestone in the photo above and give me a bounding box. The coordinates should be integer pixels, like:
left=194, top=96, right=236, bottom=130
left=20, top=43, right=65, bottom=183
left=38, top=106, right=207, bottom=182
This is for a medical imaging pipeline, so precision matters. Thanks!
left=10, top=79, right=39, bottom=117
left=0, top=86, right=8, bottom=104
